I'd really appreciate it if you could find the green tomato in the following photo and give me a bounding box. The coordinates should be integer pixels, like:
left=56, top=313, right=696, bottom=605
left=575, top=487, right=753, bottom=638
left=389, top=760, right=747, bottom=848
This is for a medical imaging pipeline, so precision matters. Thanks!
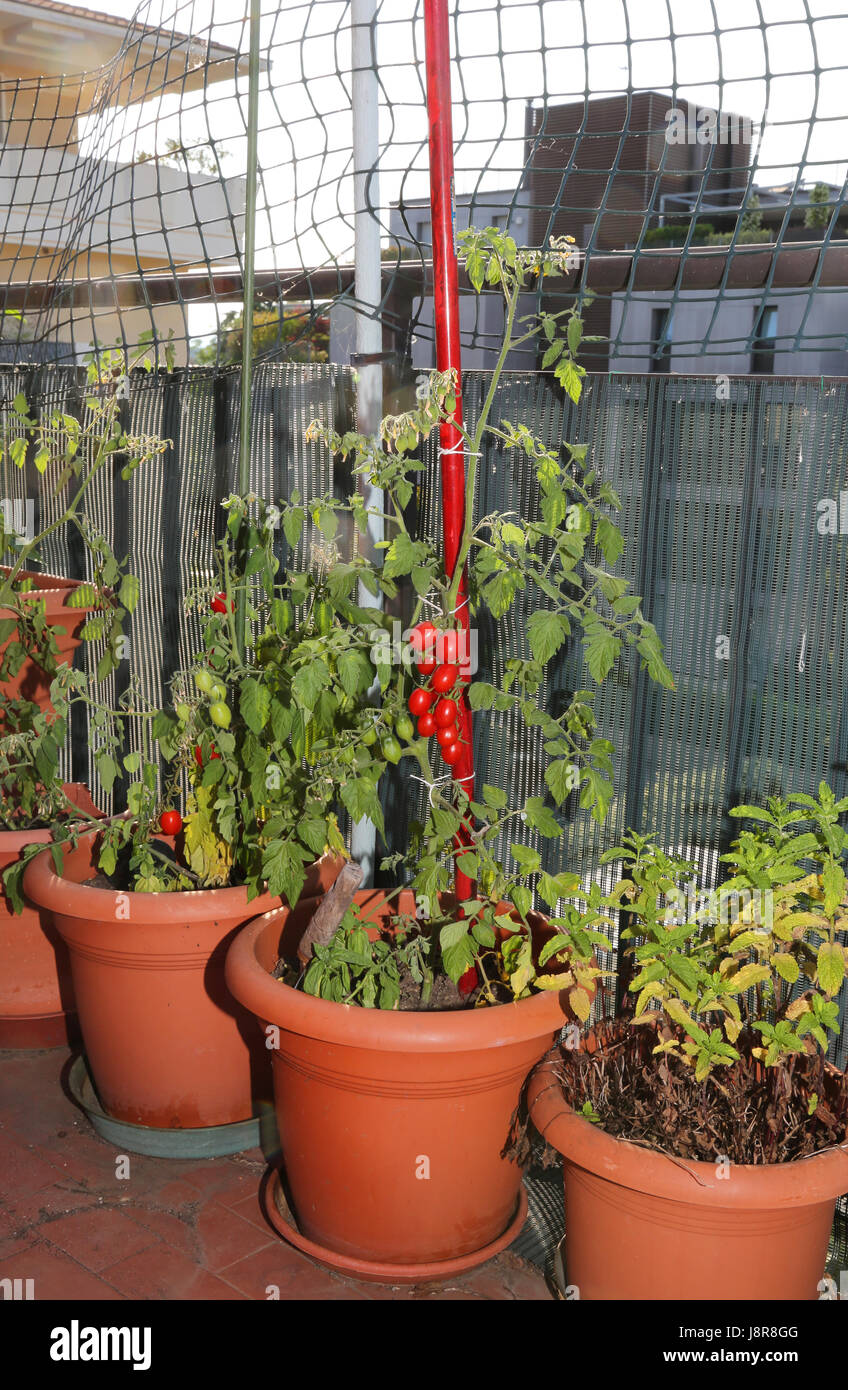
left=361, top=723, right=378, bottom=747
left=175, top=702, right=191, bottom=724
left=210, top=681, right=227, bottom=702
left=315, top=600, right=333, bottom=637
left=209, top=701, right=231, bottom=729
left=381, top=735, right=402, bottom=765
left=395, top=714, right=415, bottom=743
left=194, top=669, right=214, bottom=696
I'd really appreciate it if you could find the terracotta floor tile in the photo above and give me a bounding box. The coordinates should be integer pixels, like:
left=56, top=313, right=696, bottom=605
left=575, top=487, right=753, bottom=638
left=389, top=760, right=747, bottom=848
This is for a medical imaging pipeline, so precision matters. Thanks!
left=224, top=1192, right=273, bottom=1235
left=5, top=1180, right=109, bottom=1229
left=103, top=1243, right=247, bottom=1301
left=194, top=1202, right=276, bottom=1271
left=124, top=1206, right=199, bottom=1259
left=182, top=1164, right=265, bottom=1205
left=0, top=1240, right=127, bottom=1300
left=0, top=1129, right=72, bottom=1201
left=215, top=1241, right=347, bottom=1300
left=41, top=1207, right=161, bottom=1272
left=0, top=1212, right=36, bottom=1261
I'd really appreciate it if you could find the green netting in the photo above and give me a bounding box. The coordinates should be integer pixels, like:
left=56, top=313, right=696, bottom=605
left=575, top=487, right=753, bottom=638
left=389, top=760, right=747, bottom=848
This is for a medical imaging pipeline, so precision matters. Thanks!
left=2, top=1, right=847, bottom=374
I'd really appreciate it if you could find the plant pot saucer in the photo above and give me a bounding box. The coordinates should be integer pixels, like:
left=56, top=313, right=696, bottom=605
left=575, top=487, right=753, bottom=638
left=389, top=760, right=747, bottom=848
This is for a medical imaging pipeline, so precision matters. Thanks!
left=0, top=1009, right=79, bottom=1050
left=263, top=1168, right=529, bottom=1286
left=68, top=1055, right=263, bottom=1159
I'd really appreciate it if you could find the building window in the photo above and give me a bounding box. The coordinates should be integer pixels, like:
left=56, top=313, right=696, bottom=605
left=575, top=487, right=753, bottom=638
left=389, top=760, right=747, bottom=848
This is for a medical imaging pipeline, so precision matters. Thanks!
left=651, top=307, right=673, bottom=373
left=751, top=304, right=778, bottom=374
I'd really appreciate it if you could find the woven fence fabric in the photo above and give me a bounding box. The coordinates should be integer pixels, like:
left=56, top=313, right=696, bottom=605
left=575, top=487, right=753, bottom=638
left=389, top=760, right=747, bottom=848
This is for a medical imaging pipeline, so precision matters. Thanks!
left=2, top=363, right=847, bottom=1059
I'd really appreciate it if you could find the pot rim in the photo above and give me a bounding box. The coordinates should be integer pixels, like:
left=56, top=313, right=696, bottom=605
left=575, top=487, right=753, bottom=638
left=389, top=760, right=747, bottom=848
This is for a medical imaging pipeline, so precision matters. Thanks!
left=0, top=569, right=83, bottom=608
left=224, top=900, right=574, bottom=1054
left=0, top=783, right=102, bottom=854
left=23, top=830, right=286, bottom=924
left=527, top=1050, right=848, bottom=1208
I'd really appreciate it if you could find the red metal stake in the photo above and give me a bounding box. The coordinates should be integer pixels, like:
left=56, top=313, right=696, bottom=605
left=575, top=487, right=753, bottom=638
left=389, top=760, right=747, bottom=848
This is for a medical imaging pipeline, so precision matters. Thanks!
left=424, top=0, right=474, bottom=901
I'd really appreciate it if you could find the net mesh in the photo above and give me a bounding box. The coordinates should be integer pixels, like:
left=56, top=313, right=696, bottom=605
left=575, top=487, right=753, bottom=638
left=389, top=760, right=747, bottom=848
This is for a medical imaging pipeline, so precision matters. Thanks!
left=1, top=0, right=846, bottom=373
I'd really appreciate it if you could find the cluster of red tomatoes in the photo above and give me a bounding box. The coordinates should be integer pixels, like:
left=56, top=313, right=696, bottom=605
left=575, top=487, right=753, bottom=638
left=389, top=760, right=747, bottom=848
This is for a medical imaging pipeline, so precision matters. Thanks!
left=407, top=621, right=465, bottom=769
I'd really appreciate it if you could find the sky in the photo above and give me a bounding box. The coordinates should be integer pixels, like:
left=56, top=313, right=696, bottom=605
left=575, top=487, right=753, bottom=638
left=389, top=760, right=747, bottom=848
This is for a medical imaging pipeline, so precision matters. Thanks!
left=45, top=0, right=848, bottom=336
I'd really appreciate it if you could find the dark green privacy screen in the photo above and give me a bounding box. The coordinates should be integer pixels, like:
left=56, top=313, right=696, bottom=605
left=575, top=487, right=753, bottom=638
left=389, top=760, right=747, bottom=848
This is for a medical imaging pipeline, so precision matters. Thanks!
left=2, top=364, right=847, bottom=1060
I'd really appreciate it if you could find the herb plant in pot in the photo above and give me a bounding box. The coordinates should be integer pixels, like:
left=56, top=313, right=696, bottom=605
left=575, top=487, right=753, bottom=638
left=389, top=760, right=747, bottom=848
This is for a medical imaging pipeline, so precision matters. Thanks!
left=225, top=228, right=675, bottom=1279
left=527, top=786, right=848, bottom=1301
left=17, top=511, right=397, bottom=1135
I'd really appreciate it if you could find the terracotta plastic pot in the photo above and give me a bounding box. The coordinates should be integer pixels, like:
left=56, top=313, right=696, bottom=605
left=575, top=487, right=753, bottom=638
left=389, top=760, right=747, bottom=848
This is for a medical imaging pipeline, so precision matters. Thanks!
left=23, top=833, right=342, bottom=1128
left=0, top=570, right=92, bottom=714
left=225, top=889, right=580, bottom=1275
left=528, top=1047, right=848, bottom=1301
left=0, top=783, right=100, bottom=1048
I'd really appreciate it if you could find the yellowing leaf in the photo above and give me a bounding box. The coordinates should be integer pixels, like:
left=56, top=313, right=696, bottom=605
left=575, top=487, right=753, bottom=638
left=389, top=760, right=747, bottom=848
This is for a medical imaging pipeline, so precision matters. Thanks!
left=723, top=962, right=771, bottom=994
left=817, top=941, right=845, bottom=997
left=772, top=952, right=800, bottom=985
left=568, top=985, right=591, bottom=1021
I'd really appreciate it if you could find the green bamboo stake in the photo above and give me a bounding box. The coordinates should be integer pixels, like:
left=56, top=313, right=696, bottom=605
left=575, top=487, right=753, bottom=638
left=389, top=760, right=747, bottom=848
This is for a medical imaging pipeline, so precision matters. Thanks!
left=236, top=0, right=262, bottom=659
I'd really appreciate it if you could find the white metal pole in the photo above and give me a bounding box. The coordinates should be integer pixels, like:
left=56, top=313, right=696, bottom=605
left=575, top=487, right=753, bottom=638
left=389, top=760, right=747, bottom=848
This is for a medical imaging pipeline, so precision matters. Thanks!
left=350, top=0, right=383, bottom=883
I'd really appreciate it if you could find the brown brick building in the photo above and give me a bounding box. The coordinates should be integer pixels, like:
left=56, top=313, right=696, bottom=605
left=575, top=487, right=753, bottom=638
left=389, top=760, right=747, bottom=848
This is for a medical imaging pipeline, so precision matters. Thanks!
left=525, top=92, right=753, bottom=363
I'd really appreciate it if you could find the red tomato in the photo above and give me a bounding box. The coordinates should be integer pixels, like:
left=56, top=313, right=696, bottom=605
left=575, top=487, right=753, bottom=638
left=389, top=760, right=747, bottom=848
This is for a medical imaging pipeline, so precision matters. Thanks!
left=408, top=687, right=433, bottom=717
left=417, top=713, right=436, bottom=737
left=411, top=620, right=437, bottom=653
left=431, top=663, right=459, bottom=694
left=436, top=723, right=457, bottom=747
left=210, top=591, right=233, bottom=614
left=458, top=964, right=478, bottom=998
left=438, top=629, right=460, bottom=665
left=194, top=744, right=221, bottom=766
left=160, top=810, right=183, bottom=835
left=442, top=741, right=463, bottom=766
left=434, top=697, right=458, bottom=727
left=411, top=621, right=438, bottom=676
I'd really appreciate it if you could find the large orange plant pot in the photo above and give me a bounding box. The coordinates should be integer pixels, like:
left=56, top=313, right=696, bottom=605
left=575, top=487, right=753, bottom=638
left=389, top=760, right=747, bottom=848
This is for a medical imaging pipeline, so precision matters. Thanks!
left=0, top=570, right=91, bottom=714
left=0, top=783, right=100, bottom=1048
left=528, top=1049, right=848, bottom=1301
left=225, top=889, right=579, bottom=1276
left=23, top=834, right=342, bottom=1128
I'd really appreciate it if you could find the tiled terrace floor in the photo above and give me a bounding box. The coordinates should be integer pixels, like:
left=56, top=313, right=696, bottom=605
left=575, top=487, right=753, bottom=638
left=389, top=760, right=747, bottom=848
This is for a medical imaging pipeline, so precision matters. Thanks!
left=0, top=1048, right=552, bottom=1302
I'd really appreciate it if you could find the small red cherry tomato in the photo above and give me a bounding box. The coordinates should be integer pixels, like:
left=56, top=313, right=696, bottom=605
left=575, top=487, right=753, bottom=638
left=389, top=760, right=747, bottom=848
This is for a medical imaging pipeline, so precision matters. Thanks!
left=458, top=964, right=478, bottom=998
left=408, top=687, right=433, bottom=717
left=417, top=712, right=436, bottom=737
left=442, top=740, right=463, bottom=766
left=431, top=663, right=459, bottom=694
left=436, top=723, right=457, bottom=747
left=410, top=621, right=437, bottom=657
left=160, top=810, right=183, bottom=835
left=194, top=744, right=221, bottom=766
left=438, top=629, right=460, bottom=665
left=434, top=697, right=458, bottom=727
left=210, top=591, right=233, bottom=614
left=411, top=621, right=438, bottom=676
